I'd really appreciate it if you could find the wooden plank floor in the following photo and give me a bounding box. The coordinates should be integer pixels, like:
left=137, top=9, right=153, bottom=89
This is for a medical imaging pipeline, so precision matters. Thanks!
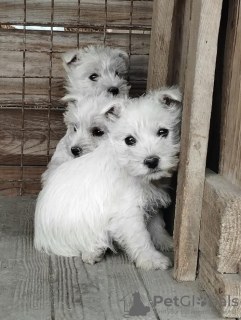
left=0, top=196, right=228, bottom=320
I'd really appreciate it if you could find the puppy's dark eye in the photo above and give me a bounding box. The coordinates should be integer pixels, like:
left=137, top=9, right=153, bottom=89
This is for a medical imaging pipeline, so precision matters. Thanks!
left=89, top=73, right=99, bottom=81
left=115, top=71, right=119, bottom=76
left=157, top=128, right=169, bottom=138
left=74, top=125, right=77, bottom=132
left=92, top=127, right=105, bottom=137
left=125, top=135, right=136, bottom=146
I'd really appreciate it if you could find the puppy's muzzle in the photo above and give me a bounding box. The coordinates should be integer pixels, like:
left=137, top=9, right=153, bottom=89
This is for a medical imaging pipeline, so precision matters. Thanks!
left=71, top=146, right=82, bottom=157
left=108, top=87, right=119, bottom=96
left=144, top=156, right=159, bottom=169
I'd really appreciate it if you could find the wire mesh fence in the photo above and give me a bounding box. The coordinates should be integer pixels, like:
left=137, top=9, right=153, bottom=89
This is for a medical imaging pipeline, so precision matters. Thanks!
left=0, top=0, right=153, bottom=195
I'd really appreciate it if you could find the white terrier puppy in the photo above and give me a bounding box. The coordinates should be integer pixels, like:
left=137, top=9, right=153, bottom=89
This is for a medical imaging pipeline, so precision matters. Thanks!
left=35, top=87, right=182, bottom=270
left=42, top=46, right=130, bottom=184
left=41, top=95, right=119, bottom=185
left=63, top=45, right=130, bottom=97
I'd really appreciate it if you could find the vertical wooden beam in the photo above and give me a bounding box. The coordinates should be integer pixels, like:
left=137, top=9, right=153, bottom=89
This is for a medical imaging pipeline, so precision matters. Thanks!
left=169, top=0, right=193, bottom=88
left=220, top=0, right=241, bottom=188
left=173, top=0, right=222, bottom=281
left=147, top=0, right=175, bottom=89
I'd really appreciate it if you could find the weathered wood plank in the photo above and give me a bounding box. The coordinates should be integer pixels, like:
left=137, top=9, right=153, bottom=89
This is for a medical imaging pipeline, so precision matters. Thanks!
left=0, top=0, right=153, bottom=27
left=219, top=0, right=241, bottom=188
left=50, top=257, right=86, bottom=320
left=0, top=78, right=146, bottom=105
left=0, top=51, right=148, bottom=79
left=129, top=54, right=149, bottom=80
left=0, top=181, right=43, bottom=196
left=0, top=196, right=52, bottom=319
left=129, top=80, right=147, bottom=98
left=200, top=170, right=241, bottom=274
left=173, top=0, right=222, bottom=281
left=199, top=253, right=241, bottom=318
left=137, top=255, right=224, bottom=319
left=169, top=0, right=192, bottom=88
left=147, top=0, right=175, bottom=89
left=51, top=253, right=159, bottom=320
left=0, top=78, right=65, bottom=105
left=0, top=29, right=150, bottom=54
left=0, top=196, right=228, bottom=319
left=0, top=108, right=65, bottom=166
left=107, top=0, right=153, bottom=27
left=0, top=53, right=148, bottom=105
left=0, top=166, right=45, bottom=180
left=22, top=181, right=42, bottom=195
left=0, top=166, right=45, bottom=195
left=0, top=181, right=22, bottom=196
left=95, top=252, right=160, bottom=319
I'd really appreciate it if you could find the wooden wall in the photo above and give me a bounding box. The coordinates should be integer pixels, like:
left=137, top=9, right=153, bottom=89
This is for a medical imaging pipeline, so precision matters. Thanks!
left=147, top=0, right=241, bottom=316
left=199, top=1, right=241, bottom=317
left=0, top=0, right=153, bottom=195
left=147, top=0, right=223, bottom=282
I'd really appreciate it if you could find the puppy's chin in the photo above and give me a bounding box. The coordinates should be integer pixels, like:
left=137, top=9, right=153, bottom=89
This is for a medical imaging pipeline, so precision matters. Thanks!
left=124, top=164, right=173, bottom=181
left=145, top=169, right=173, bottom=181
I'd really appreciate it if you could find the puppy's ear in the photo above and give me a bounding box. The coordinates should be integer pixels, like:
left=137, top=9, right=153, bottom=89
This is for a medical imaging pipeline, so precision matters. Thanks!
left=157, top=86, right=182, bottom=108
left=115, top=49, right=129, bottom=67
left=61, top=94, right=76, bottom=103
left=62, top=50, right=81, bottom=71
left=103, top=103, right=123, bottom=122
left=63, top=109, right=72, bottom=126
left=61, top=95, right=78, bottom=110
left=117, top=50, right=128, bottom=61
left=63, top=102, right=78, bottom=126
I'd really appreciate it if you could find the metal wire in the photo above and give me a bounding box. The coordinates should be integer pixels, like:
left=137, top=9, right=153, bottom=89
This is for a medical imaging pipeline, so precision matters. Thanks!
left=0, top=0, right=152, bottom=194
left=19, top=0, right=27, bottom=195
left=47, top=0, right=54, bottom=163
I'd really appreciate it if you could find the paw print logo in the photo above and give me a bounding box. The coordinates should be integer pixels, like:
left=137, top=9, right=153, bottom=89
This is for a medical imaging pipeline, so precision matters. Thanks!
left=196, top=296, right=207, bottom=307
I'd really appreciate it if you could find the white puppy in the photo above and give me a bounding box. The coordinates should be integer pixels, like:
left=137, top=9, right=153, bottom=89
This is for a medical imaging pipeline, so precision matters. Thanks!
left=42, top=46, right=130, bottom=184
left=41, top=95, right=119, bottom=185
left=63, top=45, right=130, bottom=97
left=35, top=87, right=182, bottom=270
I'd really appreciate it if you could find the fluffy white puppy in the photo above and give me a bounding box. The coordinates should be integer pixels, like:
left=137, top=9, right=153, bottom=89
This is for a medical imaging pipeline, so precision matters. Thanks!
left=42, top=45, right=130, bottom=184
left=63, top=45, right=130, bottom=97
left=41, top=95, right=119, bottom=185
left=35, top=87, right=182, bottom=270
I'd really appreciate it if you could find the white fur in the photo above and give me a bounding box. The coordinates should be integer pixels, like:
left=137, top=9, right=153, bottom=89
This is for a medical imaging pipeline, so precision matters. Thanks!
left=42, top=95, right=124, bottom=185
left=42, top=46, right=130, bottom=184
left=62, top=45, right=130, bottom=97
left=35, top=87, right=182, bottom=270
left=147, top=211, right=174, bottom=252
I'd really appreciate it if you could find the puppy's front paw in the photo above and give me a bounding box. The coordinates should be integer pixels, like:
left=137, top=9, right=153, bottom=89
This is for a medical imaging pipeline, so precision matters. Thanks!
left=158, top=235, right=174, bottom=252
left=135, top=251, right=172, bottom=270
left=82, top=250, right=104, bottom=265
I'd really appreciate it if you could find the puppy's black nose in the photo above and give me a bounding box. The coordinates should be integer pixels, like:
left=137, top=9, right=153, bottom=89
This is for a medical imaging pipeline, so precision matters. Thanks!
left=108, top=87, right=119, bottom=96
left=144, top=156, right=159, bottom=169
left=71, top=147, right=82, bottom=157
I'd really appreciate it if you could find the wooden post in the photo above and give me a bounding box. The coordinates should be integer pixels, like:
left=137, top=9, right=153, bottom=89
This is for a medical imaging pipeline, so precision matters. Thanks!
left=198, top=2, right=241, bottom=316
left=200, top=170, right=241, bottom=274
left=173, top=0, right=222, bottom=281
left=147, top=0, right=175, bottom=89
left=219, top=0, right=241, bottom=188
